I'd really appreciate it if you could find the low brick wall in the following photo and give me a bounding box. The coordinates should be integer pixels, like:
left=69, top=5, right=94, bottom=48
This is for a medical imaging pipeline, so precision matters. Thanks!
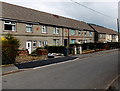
left=18, top=50, right=29, bottom=56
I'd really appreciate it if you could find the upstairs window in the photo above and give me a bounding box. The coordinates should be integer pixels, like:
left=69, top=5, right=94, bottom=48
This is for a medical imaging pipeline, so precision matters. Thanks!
left=4, top=21, right=16, bottom=31
left=100, top=34, right=105, bottom=38
left=112, top=35, right=116, bottom=39
left=89, top=31, right=92, bottom=36
left=26, top=24, right=32, bottom=32
left=70, top=29, right=75, bottom=35
left=42, top=26, right=47, bottom=33
left=84, top=32, right=87, bottom=36
left=78, top=30, right=81, bottom=35
left=53, top=27, right=59, bottom=34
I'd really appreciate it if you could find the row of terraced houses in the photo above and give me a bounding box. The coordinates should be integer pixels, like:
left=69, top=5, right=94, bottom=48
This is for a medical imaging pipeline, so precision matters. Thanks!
left=0, top=2, right=118, bottom=54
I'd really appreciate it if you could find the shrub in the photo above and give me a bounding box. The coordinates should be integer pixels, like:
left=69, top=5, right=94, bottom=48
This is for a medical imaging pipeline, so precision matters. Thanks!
left=2, top=34, right=20, bottom=65
left=31, top=50, right=37, bottom=55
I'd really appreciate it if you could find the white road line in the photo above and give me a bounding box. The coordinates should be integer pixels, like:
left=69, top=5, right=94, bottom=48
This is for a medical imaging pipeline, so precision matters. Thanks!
left=33, top=58, right=79, bottom=70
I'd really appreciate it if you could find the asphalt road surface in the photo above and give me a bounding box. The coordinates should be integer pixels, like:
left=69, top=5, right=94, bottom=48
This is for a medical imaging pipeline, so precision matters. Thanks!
left=2, top=50, right=119, bottom=89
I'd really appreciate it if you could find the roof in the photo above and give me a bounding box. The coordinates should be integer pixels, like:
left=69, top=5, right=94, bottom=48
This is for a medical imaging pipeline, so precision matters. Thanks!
left=1, top=2, right=94, bottom=31
left=89, top=24, right=118, bottom=35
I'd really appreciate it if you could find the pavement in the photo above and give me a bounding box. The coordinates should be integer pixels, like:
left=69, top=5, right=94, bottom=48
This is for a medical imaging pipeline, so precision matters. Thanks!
left=1, top=49, right=119, bottom=76
left=2, top=65, right=19, bottom=75
left=2, top=49, right=119, bottom=89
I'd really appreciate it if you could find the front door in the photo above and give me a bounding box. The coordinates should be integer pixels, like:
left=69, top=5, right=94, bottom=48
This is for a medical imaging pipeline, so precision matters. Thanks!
left=64, top=39, right=68, bottom=46
left=26, top=41, right=32, bottom=54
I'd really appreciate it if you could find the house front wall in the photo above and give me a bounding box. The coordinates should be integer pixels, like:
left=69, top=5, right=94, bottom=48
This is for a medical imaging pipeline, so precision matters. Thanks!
left=62, top=28, right=94, bottom=45
left=106, top=34, right=112, bottom=42
left=112, top=34, right=118, bottom=42
left=98, top=33, right=106, bottom=43
left=1, top=20, right=63, bottom=52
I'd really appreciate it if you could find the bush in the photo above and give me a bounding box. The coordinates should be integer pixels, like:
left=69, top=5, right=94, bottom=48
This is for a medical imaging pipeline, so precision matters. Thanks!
left=31, top=50, right=37, bottom=55
left=2, top=34, right=20, bottom=65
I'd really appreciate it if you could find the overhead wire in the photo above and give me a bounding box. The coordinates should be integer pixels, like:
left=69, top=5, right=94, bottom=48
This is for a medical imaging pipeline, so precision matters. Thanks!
left=70, top=0, right=116, bottom=20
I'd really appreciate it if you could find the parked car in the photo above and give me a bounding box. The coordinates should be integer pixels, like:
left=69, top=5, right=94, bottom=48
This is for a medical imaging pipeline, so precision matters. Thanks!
left=48, top=53, right=55, bottom=58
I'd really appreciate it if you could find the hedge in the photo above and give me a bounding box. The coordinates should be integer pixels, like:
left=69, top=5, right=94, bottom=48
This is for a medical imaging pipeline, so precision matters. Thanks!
left=69, top=42, right=119, bottom=51
left=44, top=46, right=66, bottom=54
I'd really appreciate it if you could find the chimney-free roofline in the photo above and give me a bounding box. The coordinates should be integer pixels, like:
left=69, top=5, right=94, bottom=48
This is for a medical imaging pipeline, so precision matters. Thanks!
left=0, top=17, right=93, bottom=31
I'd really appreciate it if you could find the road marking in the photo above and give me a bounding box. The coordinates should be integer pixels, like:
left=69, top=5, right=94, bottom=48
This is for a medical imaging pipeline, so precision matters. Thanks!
left=105, top=74, right=120, bottom=89
left=33, top=58, right=79, bottom=69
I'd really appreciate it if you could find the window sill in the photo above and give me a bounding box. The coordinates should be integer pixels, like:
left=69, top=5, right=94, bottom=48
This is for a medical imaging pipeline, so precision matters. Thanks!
left=3, top=30, right=17, bottom=32
left=25, top=31, right=33, bottom=33
left=42, top=32, right=48, bottom=34
left=53, top=33, right=59, bottom=35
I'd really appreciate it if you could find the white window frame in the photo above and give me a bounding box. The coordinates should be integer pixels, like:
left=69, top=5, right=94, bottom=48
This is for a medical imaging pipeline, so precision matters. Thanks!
left=42, top=26, right=47, bottom=33
left=53, top=27, right=59, bottom=34
left=4, top=21, right=16, bottom=31
left=26, top=24, right=33, bottom=32
left=39, top=41, right=42, bottom=47
left=43, top=40, right=48, bottom=46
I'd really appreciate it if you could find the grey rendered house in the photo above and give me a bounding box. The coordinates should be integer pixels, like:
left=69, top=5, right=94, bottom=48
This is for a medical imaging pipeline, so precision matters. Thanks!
left=89, top=24, right=118, bottom=43
left=0, top=2, right=95, bottom=54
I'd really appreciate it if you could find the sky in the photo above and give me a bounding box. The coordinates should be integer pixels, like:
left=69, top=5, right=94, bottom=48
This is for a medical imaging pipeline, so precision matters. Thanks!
left=0, top=0, right=119, bottom=31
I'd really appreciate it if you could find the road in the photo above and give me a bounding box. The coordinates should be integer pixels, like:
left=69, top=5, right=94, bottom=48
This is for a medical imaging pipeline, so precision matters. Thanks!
left=2, top=50, right=119, bottom=89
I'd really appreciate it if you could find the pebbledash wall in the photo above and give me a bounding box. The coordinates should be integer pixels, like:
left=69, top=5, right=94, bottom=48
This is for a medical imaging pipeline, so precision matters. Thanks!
left=0, top=2, right=118, bottom=54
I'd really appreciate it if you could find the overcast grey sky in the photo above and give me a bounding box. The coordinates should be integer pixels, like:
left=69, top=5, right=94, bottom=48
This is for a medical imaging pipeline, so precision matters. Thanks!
left=1, top=0, right=119, bottom=31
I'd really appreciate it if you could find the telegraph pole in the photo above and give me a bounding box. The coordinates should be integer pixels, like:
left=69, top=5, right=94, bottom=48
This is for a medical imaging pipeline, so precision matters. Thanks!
left=117, top=18, right=120, bottom=48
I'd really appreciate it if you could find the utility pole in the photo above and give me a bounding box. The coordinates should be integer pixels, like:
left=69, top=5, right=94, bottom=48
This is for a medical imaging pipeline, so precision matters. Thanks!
left=67, top=29, right=70, bottom=56
left=117, top=18, right=120, bottom=49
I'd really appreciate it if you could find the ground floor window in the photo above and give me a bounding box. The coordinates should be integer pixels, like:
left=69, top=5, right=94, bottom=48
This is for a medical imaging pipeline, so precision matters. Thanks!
left=71, top=39, right=76, bottom=44
left=39, top=41, right=42, bottom=47
left=33, top=41, right=37, bottom=47
left=53, top=39, right=59, bottom=46
left=43, top=40, right=48, bottom=46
